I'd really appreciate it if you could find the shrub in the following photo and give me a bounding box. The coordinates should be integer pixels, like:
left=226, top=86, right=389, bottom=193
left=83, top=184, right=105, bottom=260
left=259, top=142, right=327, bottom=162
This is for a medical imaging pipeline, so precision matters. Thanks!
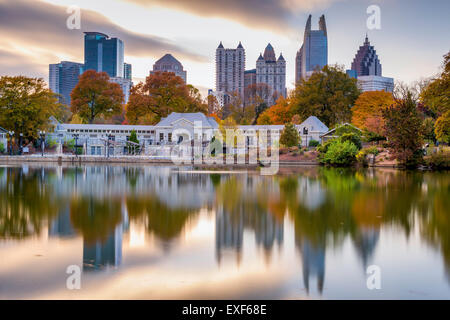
left=340, top=133, right=362, bottom=150
left=356, top=146, right=380, bottom=166
left=318, top=139, right=335, bottom=154
left=309, top=139, right=320, bottom=147
left=321, top=140, right=359, bottom=166
left=64, top=139, right=75, bottom=150
left=0, top=142, right=4, bottom=154
left=280, top=123, right=300, bottom=147
left=424, top=150, right=450, bottom=169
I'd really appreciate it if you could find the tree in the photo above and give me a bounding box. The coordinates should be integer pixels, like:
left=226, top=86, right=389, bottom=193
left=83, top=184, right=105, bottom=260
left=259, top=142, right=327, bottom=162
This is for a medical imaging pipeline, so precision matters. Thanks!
left=351, top=90, right=394, bottom=136
left=435, top=110, right=450, bottom=144
left=71, top=70, right=124, bottom=124
left=257, top=96, right=292, bottom=125
left=291, top=65, right=360, bottom=127
left=420, top=51, right=450, bottom=116
left=126, top=72, right=207, bottom=125
left=382, top=92, right=423, bottom=167
left=280, top=123, right=300, bottom=147
left=225, top=91, right=255, bottom=125
left=128, top=129, right=140, bottom=155
left=0, top=76, right=65, bottom=140
left=422, top=117, right=436, bottom=142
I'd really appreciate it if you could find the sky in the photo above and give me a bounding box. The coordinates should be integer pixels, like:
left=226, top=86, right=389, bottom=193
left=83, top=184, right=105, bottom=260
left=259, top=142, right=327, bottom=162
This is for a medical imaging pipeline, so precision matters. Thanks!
left=0, top=0, right=449, bottom=97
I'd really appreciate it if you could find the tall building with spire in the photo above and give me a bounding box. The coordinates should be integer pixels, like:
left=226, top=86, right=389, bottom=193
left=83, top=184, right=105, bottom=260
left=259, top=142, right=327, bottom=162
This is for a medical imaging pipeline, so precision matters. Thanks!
left=349, top=35, right=394, bottom=93
left=256, top=43, right=286, bottom=105
left=215, top=42, right=245, bottom=97
left=295, top=15, right=328, bottom=83
left=351, top=35, right=382, bottom=77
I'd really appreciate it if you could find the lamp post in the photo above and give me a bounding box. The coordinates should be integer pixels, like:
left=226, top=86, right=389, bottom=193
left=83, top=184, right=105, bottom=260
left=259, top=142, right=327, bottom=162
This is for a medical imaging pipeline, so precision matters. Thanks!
left=303, top=127, right=309, bottom=148
left=8, top=131, right=14, bottom=156
left=106, top=131, right=113, bottom=158
left=73, top=133, right=79, bottom=157
left=39, top=130, right=46, bottom=157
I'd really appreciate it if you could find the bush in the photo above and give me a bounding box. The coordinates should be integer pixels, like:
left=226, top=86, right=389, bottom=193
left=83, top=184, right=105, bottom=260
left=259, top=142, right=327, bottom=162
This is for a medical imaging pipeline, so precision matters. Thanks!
left=356, top=146, right=380, bottom=165
left=424, top=150, right=450, bottom=169
left=0, top=142, right=4, bottom=154
left=340, top=133, right=362, bottom=150
left=309, top=139, right=320, bottom=147
left=280, top=123, right=300, bottom=147
left=321, top=140, right=359, bottom=166
left=318, top=139, right=335, bottom=154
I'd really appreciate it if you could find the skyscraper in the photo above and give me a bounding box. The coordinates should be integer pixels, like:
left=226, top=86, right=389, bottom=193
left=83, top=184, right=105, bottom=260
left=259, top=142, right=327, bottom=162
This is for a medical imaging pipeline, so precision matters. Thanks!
left=256, top=43, right=286, bottom=105
left=351, top=35, right=382, bottom=77
left=49, top=61, right=84, bottom=105
left=84, top=32, right=124, bottom=78
left=215, top=42, right=245, bottom=97
left=150, top=54, right=187, bottom=83
left=295, top=15, right=328, bottom=83
left=349, top=35, right=394, bottom=93
left=124, top=63, right=132, bottom=80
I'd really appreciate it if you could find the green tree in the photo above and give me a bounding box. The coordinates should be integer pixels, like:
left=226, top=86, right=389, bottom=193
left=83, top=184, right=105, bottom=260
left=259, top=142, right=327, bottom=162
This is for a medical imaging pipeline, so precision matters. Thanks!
left=71, top=70, right=124, bottom=124
left=420, top=51, right=450, bottom=115
left=382, top=93, right=423, bottom=167
left=0, top=76, right=65, bottom=139
left=280, top=123, right=300, bottom=147
left=128, top=130, right=140, bottom=155
left=340, top=133, right=362, bottom=150
left=291, top=65, right=361, bottom=127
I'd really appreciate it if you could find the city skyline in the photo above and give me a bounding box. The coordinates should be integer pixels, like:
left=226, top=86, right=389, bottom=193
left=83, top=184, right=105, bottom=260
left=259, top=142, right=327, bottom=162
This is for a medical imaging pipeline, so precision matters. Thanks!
left=0, top=0, right=449, bottom=97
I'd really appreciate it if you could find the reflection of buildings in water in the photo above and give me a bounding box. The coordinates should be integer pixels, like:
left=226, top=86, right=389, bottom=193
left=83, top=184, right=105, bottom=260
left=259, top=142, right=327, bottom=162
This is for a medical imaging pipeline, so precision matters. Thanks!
left=215, top=206, right=284, bottom=265
left=298, top=240, right=325, bottom=295
left=83, top=200, right=129, bottom=271
left=297, top=177, right=325, bottom=211
left=215, top=207, right=243, bottom=265
left=48, top=206, right=76, bottom=238
left=352, top=227, right=380, bottom=270
left=83, top=224, right=123, bottom=271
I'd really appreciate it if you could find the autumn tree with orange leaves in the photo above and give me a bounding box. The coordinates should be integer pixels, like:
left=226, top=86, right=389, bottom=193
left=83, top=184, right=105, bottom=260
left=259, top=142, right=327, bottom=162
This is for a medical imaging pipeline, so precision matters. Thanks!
left=71, top=70, right=124, bottom=124
left=126, top=72, right=207, bottom=125
left=351, top=90, right=394, bottom=136
left=257, top=96, right=293, bottom=125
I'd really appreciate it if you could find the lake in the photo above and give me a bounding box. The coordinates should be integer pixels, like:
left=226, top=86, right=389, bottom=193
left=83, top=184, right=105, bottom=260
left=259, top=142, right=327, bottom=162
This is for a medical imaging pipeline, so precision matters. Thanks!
left=0, top=164, right=449, bottom=299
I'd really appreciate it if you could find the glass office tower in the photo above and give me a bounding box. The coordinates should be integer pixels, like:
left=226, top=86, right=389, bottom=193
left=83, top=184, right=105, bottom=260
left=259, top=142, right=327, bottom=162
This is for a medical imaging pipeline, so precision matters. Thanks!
left=84, top=32, right=124, bottom=78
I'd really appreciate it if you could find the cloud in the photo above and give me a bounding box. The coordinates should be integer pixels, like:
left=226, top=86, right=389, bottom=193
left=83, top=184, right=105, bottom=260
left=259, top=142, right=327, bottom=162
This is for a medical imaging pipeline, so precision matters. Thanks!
left=126, top=0, right=343, bottom=33
left=0, top=0, right=207, bottom=79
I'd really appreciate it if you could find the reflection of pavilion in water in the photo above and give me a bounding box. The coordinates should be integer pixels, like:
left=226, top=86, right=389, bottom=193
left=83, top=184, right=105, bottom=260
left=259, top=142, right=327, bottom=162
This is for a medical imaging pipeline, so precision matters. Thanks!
left=53, top=166, right=215, bottom=210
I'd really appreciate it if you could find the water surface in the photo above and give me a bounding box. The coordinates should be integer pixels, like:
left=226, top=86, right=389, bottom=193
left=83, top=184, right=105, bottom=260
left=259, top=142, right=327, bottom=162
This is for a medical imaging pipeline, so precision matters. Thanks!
left=0, top=164, right=449, bottom=299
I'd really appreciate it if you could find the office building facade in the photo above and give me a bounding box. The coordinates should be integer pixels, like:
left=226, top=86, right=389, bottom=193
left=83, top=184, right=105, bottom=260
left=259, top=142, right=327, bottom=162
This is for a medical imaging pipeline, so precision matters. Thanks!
left=84, top=32, right=124, bottom=78
left=256, top=43, right=286, bottom=105
left=150, top=54, right=187, bottom=83
left=49, top=61, right=84, bottom=105
left=295, top=15, right=328, bottom=83
left=215, top=42, right=245, bottom=97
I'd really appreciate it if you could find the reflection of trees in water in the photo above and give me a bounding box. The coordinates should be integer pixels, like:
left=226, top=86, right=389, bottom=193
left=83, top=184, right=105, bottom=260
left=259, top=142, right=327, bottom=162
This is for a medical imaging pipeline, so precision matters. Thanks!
left=70, top=196, right=122, bottom=245
left=0, top=167, right=63, bottom=239
left=126, top=195, right=199, bottom=250
left=275, top=167, right=450, bottom=292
